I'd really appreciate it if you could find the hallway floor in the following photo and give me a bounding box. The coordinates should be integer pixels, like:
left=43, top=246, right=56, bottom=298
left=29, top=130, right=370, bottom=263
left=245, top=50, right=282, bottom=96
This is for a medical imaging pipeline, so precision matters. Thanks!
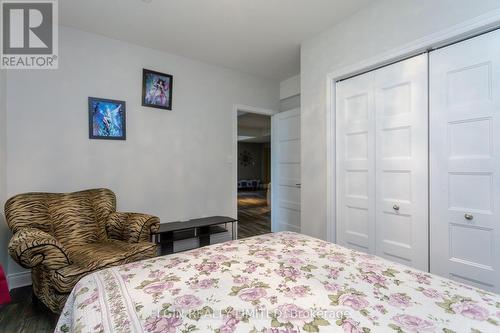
left=237, top=190, right=271, bottom=239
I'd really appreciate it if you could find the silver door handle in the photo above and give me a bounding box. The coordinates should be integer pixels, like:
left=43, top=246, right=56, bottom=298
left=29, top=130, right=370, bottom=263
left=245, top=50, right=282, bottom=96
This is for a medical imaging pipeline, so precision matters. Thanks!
left=295, top=183, right=301, bottom=188
left=464, top=213, right=474, bottom=221
left=393, top=204, right=400, bottom=211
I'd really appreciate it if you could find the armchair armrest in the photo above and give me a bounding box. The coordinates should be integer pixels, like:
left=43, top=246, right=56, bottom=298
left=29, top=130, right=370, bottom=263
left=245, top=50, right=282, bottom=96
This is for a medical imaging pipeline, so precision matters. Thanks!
left=106, top=212, right=160, bottom=243
left=8, top=227, right=72, bottom=270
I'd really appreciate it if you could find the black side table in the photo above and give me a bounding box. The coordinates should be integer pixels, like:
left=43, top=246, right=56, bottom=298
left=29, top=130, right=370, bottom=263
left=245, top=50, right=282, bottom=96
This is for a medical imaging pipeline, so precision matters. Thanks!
left=152, top=216, right=238, bottom=255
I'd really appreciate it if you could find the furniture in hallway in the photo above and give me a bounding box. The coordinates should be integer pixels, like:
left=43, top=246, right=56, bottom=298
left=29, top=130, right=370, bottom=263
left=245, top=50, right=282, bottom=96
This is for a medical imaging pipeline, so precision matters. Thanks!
left=4, top=188, right=160, bottom=313
left=152, top=216, right=237, bottom=255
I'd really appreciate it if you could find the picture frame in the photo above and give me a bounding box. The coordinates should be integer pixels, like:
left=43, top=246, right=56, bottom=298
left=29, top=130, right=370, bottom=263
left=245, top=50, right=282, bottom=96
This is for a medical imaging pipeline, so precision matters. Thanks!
left=88, top=97, right=126, bottom=140
left=142, top=68, right=173, bottom=110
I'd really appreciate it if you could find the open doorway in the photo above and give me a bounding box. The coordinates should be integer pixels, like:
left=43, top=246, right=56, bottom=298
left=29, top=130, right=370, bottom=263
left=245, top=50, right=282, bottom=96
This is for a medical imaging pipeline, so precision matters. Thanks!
left=236, top=111, right=272, bottom=238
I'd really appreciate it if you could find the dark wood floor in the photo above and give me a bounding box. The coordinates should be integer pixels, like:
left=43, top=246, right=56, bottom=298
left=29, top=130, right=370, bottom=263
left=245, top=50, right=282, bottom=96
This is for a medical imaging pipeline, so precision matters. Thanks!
left=238, top=190, right=271, bottom=239
left=0, top=286, right=58, bottom=333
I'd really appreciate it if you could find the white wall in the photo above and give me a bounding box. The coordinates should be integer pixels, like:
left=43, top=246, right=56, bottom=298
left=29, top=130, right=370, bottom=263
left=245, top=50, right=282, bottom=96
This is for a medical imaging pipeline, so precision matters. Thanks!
left=5, top=27, right=279, bottom=278
left=280, top=75, right=300, bottom=100
left=280, top=75, right=300, bottom=112
left=300, top=0, right=500, bottom=240
left=0, top=70, right=7, bottom=271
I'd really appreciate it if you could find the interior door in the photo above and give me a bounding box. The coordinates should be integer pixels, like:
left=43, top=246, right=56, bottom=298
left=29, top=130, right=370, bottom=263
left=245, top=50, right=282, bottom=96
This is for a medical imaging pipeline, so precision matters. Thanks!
left=336, top=72, right=376, bottom=253
left=271, top=108, right=301, bottom=232
left=430, top=30, right=500, bottom=292
left=374, top=54, right=429, bottom=271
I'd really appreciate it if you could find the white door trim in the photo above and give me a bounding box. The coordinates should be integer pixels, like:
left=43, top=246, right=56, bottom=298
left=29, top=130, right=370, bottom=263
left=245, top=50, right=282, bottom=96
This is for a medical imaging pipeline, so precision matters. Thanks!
left=232, top=104, right=278, bottom=238
left=326, top=9, right=500, bottom=243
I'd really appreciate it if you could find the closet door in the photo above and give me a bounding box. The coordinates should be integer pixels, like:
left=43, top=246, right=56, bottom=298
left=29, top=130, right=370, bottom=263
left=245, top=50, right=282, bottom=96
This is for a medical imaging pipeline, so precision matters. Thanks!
left=374, top=55, right=429, bottom=271
left=430, top=30, right=500, bottom=292
left=336, top=73, right=376, bottom=253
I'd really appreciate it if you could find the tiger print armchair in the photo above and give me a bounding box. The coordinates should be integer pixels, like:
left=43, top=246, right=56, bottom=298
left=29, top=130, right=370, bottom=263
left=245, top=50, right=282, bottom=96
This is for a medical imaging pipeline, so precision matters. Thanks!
left=5, top=188, right=160, bottom=313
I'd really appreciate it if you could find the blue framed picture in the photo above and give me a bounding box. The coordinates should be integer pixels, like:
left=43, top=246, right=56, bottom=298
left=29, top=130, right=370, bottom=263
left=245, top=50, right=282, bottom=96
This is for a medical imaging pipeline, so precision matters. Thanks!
left=88, top=97, right=126, bottom=140
left=142, top=69, right=173, bottom=110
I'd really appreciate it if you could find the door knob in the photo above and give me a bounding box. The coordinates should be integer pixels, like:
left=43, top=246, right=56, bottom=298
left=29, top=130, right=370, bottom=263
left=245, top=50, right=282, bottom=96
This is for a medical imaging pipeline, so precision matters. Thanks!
left=464, top=213, right=474, bottom=221
left=393, top=204, right=400, bottom=211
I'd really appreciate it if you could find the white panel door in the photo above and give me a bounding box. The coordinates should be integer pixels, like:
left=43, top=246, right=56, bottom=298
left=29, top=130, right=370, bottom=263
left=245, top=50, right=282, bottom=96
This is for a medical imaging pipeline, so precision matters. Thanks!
left=374, top=54, right=429, bottom=271
left=430, top=30, right=500, bottom=292
left=271, top=108, right=301, bottom=232
left=336, top=73, right=376, bottom=253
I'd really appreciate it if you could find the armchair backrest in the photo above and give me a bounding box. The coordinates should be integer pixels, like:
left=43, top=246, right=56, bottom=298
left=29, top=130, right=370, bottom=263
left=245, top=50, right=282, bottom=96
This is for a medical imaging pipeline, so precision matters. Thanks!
left=5, top=189, right=117, bottom=252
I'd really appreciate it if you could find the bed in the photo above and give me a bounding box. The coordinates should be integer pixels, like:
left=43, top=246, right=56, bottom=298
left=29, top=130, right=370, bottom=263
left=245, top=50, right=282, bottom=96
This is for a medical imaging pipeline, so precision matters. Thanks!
left=55, top=232, right=500, bottom=333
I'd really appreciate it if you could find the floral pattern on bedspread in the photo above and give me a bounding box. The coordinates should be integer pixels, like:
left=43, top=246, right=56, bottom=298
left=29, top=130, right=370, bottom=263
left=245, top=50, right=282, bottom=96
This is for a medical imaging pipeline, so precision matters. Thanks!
left=55, top=232, right=500, bottom=333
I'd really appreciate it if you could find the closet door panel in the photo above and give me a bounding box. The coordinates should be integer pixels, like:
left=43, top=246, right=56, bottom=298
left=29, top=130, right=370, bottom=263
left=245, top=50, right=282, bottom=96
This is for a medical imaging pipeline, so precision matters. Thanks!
left=374, top=54, right=429, bottom=271
left=430, top=30, right=500, bottom=292
left=336, top=73, right=376, bottom=253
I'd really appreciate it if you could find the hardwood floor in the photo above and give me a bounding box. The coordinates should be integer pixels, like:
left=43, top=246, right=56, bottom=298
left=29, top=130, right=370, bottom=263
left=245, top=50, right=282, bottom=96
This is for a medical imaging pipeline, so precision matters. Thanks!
left=0, top=286, right=58, bottom=333
left=237, top=190, right=271, bottom=239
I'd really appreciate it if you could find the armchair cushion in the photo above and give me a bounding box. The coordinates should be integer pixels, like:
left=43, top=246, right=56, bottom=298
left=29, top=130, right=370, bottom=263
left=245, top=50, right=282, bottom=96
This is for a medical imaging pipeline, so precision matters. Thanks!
left=106, top=212, right=160, bottom=243
left=8, top=227, right=71, bottom=270
left=48, top=193, right=108, bottom=252
left=52, top=240, right=157, bottom=293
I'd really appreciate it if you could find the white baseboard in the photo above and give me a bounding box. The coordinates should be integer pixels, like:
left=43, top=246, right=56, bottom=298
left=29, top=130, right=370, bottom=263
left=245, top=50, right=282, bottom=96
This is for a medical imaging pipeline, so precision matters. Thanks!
left=8, top=271, right=32, bottom=290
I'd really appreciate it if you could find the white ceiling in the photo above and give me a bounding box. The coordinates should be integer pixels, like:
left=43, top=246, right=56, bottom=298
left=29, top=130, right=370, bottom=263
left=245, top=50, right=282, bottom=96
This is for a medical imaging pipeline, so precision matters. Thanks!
left=60, top=0, right=373, bottom=80
left=238, top=113, right=271, bottom=143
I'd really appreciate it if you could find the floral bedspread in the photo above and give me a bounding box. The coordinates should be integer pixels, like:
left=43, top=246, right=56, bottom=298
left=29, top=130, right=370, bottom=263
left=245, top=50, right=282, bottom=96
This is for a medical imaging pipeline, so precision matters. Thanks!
left=55, top=232, right=500, bottom=333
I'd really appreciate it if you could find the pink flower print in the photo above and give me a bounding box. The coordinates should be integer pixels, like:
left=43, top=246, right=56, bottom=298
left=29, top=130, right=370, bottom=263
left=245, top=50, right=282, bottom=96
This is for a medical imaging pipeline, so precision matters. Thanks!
left=373, top=304, right=387, bottom=314
left=328, top=268, right=341, bottom=279
left=239, top=287, right=267, bottom=302
left=275, top=266, right=302, bottom=280
left=358, top=261, right=384, bottom=273
left=195, top=261, right=218, bottom=274
left=421, top=288, right=441, bottom=299
left=255, top=250, right=274, bottom=258
left=144, top=315, right=182, bottom=333
left=148, top=270, right=165, bottom=279
left=276, top=304, right=311, bottom=324
left=361, top=273, right=386, bottom=286
left=285, top=257, right=304, bottom=266
left=451, top=301, right=489, bottom=321
left=143, top=281, right=174, bottom=295
left=388, top=293, right=412, bottom=308
left=233, top=276, right=249, bottom=284
left=392, top=314, right=434, bottom=332
left=341, top=318, right=363, bottom=333
left=328, top=254, right=346, bottom=263
left=78, top=291, right=98, bottom=308
left=410, top=272, right=431, bottom=285
left=192, top=278, right=215, bottom=289
left=324, top=282, right=341, bottom=292
left=173, top=295, right=202, bottom=310
left=244, top=262, right=259, bottom=273
left=210, top=254, right=229, bottom=262
left=264, top=329, right=299, bottom=333
left=338, top=294, right=369, bottom=311
left=285, top=285, right=308, bottom=298
left=218, top=313, right=240, bottom=333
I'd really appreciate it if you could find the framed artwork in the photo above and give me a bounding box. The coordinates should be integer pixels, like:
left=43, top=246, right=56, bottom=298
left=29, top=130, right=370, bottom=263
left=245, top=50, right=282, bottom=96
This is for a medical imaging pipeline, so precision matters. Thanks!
left=142, top=68, right=173, bottom=110
left=88, top=97, right=126, bottom=140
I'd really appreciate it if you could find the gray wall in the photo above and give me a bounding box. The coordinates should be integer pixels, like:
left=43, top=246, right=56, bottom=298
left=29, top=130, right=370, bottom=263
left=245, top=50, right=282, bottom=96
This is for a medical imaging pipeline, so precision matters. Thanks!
left=0, top=70, right=7, bottom=270
left=4, top=27, right=279, bottom=278
left=280, top=94, right=300, bottom=112
left=238, top=142, right=264, bottom=181
left=300, top=0, right=500, bottom=240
